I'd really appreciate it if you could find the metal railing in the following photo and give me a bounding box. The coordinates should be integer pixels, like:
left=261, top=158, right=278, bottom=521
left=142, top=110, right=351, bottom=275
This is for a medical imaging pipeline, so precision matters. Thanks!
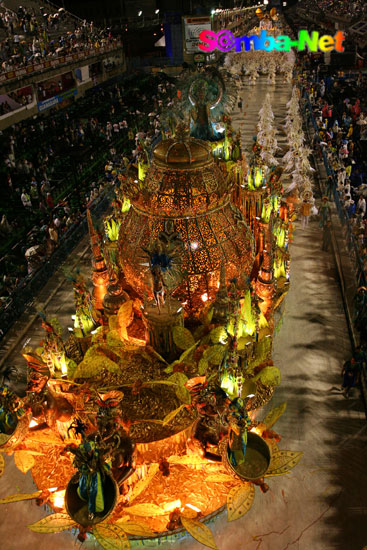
left=301, top=87, right=367, bottom=416
left=35, top=0, right=84, bottom=25
left=301, top=90, right=366, bottom=289
left=0, top=41, right=123, bottom=86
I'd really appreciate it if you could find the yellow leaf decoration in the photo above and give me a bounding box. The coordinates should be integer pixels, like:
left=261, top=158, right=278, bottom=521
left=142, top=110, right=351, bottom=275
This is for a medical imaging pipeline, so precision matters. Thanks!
left=119, top=325, right=128, bottom=341
left=200, top=306, right=213, bottom=325
left=94, top=523, right=130, bottom=550
left=73, top=354, right=119, bottom=379
left=125, top=503, right=167, bottom=517
left=206, top=473, right=234, bottom=482
left=237, top=336, right=254, bottom=350
left=168, top=372, right=188, bottom=386
left=0, top=453, right=4, bottom=477
left=172, top=326, right=195, bottom=350
left=181, top=506, right=199, bottom=519
left=0, top=491, right=42, bottom=504
left=27, top=513, right=77, bottom=533
left=203, top=344, right=226, bottom=366
left=122, top=342, right=141, bottom=351
left=227, top=483, right=255, bottom=522
left=273, top=294, right=284, bottom=311
left=115, top=519, right=155, bottom=536
left=258, top=327, right=271, bottom=340
left=180, top=516, right=218, bottom=550
left=91, top=326, right=106, bottom=343
left=168, top=372, right=190, bottom=404
left=26, top=430, right=64, bottom=446
left=162, top=404, right=186, bottom=426
left=109, top=315, right=119, bottom=332
left=240, top=380, right=257, bottom=400
left=198, top=358, right=208, bottom=375
left=146, top=346, right=168, bottom=365
left=14, top=450, right=35, bottom=473
left=207, top=307, right=214, bottom=323
left=164, top=363, right=175, bottom=374
left=117, top=300, right=133, bottom=329
left=209, top=326, right=227, bottom=344
left=0, top=433, right=9, bottom=446
left=128, top=463, right=159, bottom=504
left=263, top=402, right=287, bottom=429
left=168, top=455, right=209, bottom=465
left=176, top=384, right=192, bottom=404
left=16, top=449, right=43, bottom=456
left=264, top=439, right=279, bottom=456
left=266, top=450, right=303, bottom=477
left=252, top=366, right=281, bottom=387
left=166, top=344, right=198, bottom=374
left=179, top=342, right=199, bottom=362
left=144, top=380, right=177, bottom=387
left=107, top=330, right=124, bottom=348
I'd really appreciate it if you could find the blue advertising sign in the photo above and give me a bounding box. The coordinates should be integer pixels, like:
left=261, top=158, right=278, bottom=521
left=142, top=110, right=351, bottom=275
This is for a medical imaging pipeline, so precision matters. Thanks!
left=37, top=88, right=77, bottom=112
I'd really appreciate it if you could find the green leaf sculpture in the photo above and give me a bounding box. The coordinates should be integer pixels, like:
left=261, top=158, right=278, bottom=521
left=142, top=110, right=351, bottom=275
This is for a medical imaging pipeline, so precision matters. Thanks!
left=172, top=326, right=195, bottom=350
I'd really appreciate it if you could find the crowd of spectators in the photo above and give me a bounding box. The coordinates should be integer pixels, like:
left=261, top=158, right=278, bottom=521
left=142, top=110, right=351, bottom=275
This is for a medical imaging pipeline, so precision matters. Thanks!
left=0, top=70, right=177, bottom=311
left=299, top=57, right=367, bottom=286
left=0, top=98, right=11, bottom=114
left=287, top=0, right=367, bottom=52
left=0, top=85, right=33, bottom=115
left=293, top=0, right=367, bottom=20
left=0, top=2, right=120, bottom=74
left=317, top=0, right=367, bottom=20
left=286, top=6, right=336, bottom=41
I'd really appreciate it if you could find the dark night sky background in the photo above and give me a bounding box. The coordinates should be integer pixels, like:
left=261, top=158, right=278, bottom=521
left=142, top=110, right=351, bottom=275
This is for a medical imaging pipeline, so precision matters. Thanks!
left=52, top=1, right=300, bottom=24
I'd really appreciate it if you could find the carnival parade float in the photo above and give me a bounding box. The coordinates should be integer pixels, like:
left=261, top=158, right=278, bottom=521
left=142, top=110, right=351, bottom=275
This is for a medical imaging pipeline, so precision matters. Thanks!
left=0, top=57, right=304, bottom=550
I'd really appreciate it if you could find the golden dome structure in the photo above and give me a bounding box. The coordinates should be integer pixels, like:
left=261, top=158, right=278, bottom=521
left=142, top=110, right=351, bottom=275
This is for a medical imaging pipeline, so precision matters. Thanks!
left=119, top=127, right=255, bottom=313
left=153, top=132, right=211, bottom=168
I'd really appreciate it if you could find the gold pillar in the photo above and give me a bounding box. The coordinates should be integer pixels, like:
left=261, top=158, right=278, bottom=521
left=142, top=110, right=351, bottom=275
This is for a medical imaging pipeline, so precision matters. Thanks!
left=87, top=209, right=109, bottom=310
left=142, top=298, right=184, bottom=362
left=256, top=220, right=275, bottom=318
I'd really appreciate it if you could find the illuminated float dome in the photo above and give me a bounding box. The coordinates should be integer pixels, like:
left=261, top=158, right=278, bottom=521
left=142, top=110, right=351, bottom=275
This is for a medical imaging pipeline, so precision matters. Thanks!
left=119, top=127, right=255, bottom=312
